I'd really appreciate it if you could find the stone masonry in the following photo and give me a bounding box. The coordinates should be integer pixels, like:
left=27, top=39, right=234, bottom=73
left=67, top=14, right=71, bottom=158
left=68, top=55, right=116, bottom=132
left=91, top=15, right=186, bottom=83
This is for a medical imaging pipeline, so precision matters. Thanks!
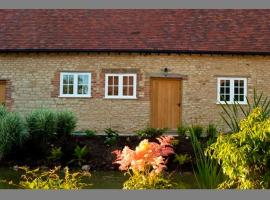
left=0, top=52, right=269, bottom=133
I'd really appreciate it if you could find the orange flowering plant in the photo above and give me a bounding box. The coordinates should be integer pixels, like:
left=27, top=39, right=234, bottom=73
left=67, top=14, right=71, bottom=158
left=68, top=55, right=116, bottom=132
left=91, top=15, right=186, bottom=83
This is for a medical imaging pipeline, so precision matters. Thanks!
left=112, top=136, right=176, bottom=189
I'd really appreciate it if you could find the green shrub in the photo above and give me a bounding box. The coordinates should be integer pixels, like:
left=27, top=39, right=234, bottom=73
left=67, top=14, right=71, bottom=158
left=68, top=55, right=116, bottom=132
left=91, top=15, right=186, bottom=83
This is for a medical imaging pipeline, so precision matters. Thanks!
left=0, top=112, right=28, bottom=157
left=69, top=145, right=89, bottom=166
left=207, top=107, right=270, bottom=189
left=26, top=108, right=57, bottom=140
left=189, top=125, right=203, bottom=139
left=26, top=109, right=57, bottom=156
left=13, top=166, right=91, bottom=189
left=47, top=147, right=63, bottom=163
left=85, top=129, right=97, bottom=138
left=0, top=105, right=8, bottom=118
left=190, top=128, right=223, bottom=189
left=220, top=89, right=270, bottom=133
left=177, top=125, right=188, bottom=137
left=136, top=127, right=167, bottom=138
left=104, top=128, right=119, bottom=145
left=56, top=110, right=77, bottom=137
left=206, top=124, right=217, bottom=138
left=123, top=172, right=176, bottom=189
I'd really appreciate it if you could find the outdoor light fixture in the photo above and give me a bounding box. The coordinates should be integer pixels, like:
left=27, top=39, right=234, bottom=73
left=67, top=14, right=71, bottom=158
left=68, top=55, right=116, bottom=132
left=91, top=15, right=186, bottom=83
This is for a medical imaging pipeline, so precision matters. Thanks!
left=163, top=67, right=169, bottom=76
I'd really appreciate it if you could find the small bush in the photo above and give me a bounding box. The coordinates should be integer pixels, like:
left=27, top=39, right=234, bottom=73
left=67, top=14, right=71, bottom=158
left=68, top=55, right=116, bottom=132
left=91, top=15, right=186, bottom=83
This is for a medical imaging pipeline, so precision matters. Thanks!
left=26, top=109, right=57, bottom=156
left=136, top=127, right=167, bottom=138
left=0, top=112, right=28, bottom=157
left=85, top=129, right=97, bottom=138
left=56, top=110, right=77, bottom=137
left=69, top=145, right=89, bottom=166
left=104, top=128, right=119, bottom=145
left=47, top=147, right=63, bottom=163
left=13, top=166, right=91, bottom=189
left=0, top=105, right=8, bottom=118
left=177, top=125, right=188, bottom=137
left=188, top=125, right=203, bottom=139
left=26, top=109, right=57, bottom=139
left=206, top=124, right=217, bottom=138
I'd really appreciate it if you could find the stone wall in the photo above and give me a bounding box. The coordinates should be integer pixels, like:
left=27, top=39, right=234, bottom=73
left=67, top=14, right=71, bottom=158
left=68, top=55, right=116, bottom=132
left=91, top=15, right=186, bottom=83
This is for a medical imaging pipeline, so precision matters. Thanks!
left=0, top=52, right=269, bottom=133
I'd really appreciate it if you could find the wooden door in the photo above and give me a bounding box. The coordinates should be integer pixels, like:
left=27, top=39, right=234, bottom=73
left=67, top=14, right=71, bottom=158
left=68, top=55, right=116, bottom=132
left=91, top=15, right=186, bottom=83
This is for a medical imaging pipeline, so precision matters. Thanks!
left=150, top=78, right=182, bottom=129
left=0, top=81, right=6, bottom=105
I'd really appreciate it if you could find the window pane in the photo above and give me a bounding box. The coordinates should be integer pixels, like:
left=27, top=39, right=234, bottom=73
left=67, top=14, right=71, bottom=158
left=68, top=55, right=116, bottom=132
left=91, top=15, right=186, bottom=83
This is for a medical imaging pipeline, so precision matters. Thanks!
left=82, top=85, right=88, bottom=94
left=114, top=76, right=119, bottom=85
left=234, top=95, right=239, bottom=101
left=123, top=76, right=128, bottom=85
left=220, top=87, right=224, bottom=94
left=240, top=87, right=244, bottom=94
left=68, top=85, right=73, bottom=94
left=63, top=75, right=68, bottom=84
left=225, top=80, right=230, bottom=87
left=123, top=86, right=128, bottom=96
left=234, top=80, right=239, bottom=87
left=129, top=76, right=134, bottom=85
left=240, top=80, right=244, bottom=87
left=129, top=86, right=134, bottom=96
left=108, top=76, right=113, bottom=85
left=63, top=85, right=68, bottom=94
left=220, top=95, right=225, bottom=101
left=114, top=86, right=118, bottom=95
left=78, top=75, right=88, bottom=85
left=240, top=95, right=244, bottom=101
left=220, top=80, right=224, bottom=87
left=108, top=86, right=113, bottom=95
left=225, top=95, right=230, bottom=101
left=226, top=87, right=230, bottom=94
left=78, top=85, right=83, bottom=94
left=68, top=75, right=74, bottom=84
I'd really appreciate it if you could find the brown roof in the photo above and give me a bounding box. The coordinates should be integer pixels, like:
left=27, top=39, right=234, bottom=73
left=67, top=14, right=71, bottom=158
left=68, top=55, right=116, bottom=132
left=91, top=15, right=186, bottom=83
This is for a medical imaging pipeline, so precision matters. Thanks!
left=0, top=9, right=270, bottom=54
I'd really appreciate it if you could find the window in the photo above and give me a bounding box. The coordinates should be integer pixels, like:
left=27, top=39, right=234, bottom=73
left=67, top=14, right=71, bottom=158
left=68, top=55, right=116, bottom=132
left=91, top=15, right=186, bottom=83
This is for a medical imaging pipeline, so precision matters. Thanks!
left=60, top=72, right=91, bottom=97
left=105, top=74, right=137, bottom=99
left=217, top=77, right=247, bottom=104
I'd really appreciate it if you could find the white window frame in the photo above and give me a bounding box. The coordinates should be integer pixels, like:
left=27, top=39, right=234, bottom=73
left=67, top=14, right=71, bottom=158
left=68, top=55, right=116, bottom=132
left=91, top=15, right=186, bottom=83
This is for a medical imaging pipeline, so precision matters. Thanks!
left=217, top=77, right=247, bottom=104
left=59, top=72, right=91, bottom=97
left=105, top=73, right=137, bottom=99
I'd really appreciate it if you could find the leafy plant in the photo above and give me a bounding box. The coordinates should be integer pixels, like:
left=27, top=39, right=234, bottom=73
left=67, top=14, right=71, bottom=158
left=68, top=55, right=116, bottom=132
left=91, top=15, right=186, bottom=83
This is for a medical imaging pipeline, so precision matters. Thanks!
left=69, top=145, right=89, bottom=166
left=56, top=110, right=77, bottom=137
left=123, top=171, right=176, bottom=189
left=85, top=129, right=97, bottom=138
left=26, top=109, right=57, bottom=156
left=0, top=112, right=28, bottom=157
left=207, top=108, right=270, bottom=189
left=177, top=125, right=188, bottom=137
left=220, top=89, right=270, bottom=133
left=173, top=153, right=191, bottom=166
left=206, top=124, right=217, bottom=138
left=7, top=166, right=91, bottom=189
left=112, top=136, right=175, bottom=189
left=189, top=125, right=203, bottom=139
left=0, top=105, right=8, bottom=118
left=136, top=127, right=167, bottom=139
left=47, top=147, right=63, bottom=163
left=104, top=128, right=119, bottom=145
left=190, top=129, right=223, bottom=189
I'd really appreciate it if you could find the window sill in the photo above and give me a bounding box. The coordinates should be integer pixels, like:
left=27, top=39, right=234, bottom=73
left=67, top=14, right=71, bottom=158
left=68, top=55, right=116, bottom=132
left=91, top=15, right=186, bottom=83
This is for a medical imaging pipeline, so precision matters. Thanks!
left=216, top=101, right=248, bottom=105
left=58, top=95, right=92, bottom=98
left=104, top=97, right=138, bottom=100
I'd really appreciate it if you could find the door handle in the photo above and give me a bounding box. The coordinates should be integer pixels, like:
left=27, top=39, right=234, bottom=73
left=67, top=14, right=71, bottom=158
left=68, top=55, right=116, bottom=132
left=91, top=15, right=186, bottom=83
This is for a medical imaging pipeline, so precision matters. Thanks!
left=177, top=103, right=181, bottom=107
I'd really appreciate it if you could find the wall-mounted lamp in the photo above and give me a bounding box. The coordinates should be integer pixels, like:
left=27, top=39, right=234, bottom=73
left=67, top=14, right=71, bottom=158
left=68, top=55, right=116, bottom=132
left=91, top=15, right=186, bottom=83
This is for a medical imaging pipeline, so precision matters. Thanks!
left=163, top=67, right=169, bottom=76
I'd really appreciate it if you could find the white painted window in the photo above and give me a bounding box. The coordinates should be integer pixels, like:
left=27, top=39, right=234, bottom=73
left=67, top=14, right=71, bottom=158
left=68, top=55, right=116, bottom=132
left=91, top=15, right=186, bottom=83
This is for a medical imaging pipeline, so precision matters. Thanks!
left=217, top=77, right=247, bottom=104
left=105, top=74, right=137, bottom=99
left=60, top=72, right=91, bottom=97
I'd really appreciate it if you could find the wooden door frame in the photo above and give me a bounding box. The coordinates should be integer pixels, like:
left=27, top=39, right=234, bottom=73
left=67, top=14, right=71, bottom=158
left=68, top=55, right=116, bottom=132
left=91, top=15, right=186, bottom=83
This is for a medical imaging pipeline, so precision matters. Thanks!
left=150, top=77, right=183, bottom=130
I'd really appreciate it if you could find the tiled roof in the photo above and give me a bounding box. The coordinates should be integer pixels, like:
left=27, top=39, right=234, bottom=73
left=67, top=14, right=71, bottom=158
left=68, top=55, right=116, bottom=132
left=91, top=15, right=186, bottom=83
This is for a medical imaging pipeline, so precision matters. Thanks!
left=0, top=9, right=270, bottom=54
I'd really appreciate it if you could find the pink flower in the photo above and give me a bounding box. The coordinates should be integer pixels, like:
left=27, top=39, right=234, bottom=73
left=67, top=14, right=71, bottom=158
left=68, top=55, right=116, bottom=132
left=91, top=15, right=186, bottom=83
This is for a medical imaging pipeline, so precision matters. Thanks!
left=112, top=136, right=175, bottom=174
